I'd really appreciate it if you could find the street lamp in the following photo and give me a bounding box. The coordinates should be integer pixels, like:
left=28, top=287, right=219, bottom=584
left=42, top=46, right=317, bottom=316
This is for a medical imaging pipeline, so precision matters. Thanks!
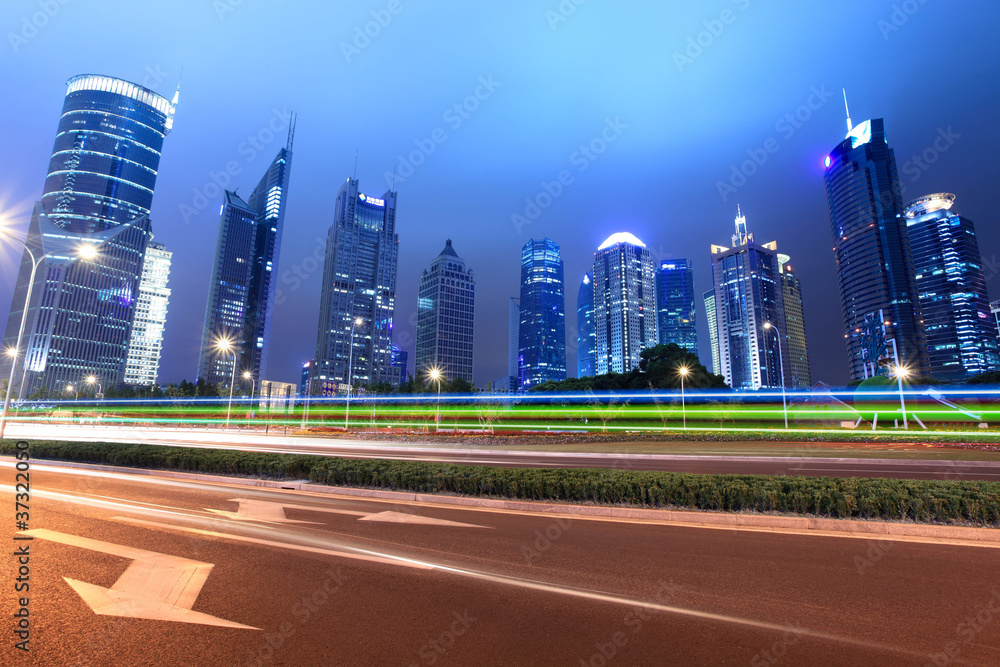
left=428, top=367, right=443, bottom=432
left=243, top=371, right=256, bottom=426
left=215, top=338, right=237, bottom=430
left=344, top=317, right=363, bottom=431
left=762, top=322, right=788, bottom=429
left=891, top=362, right=910, bottom=430
left=677, top=366, right=690, bottom=429
left=0, top=233, right=100, bottom=438
left=65, top=384, right=77, bottom=401
left=85, top=375, right=103, bottom=398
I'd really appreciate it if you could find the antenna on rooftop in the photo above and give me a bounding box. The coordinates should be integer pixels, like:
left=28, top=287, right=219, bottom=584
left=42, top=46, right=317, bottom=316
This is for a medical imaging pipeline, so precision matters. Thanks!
left=286, top=111, right=297, bottom=151
left=843, top=88, right=853, bottom=133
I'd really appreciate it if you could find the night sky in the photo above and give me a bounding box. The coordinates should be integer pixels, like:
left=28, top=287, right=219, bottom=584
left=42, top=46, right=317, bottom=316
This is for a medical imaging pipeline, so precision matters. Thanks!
left=1, top=0, right=998, bottom=387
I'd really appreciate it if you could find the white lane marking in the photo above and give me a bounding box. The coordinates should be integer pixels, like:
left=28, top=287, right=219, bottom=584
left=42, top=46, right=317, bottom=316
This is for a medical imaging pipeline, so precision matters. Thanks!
left=22, top=529, right=258, bottom=629
left=358, top=511, right=487, bottom=528
left=206, top=498, right=488, bottom=528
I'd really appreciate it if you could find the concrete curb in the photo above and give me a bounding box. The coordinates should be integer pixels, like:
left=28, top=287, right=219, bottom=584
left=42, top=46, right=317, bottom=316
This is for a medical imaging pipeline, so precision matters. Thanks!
left=15, top=458, right=1000, bottom=544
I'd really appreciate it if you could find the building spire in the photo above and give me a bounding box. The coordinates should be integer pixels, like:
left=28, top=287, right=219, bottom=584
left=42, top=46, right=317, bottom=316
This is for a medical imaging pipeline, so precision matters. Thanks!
left=843, top=88, right=853, bottom=133
left=734, top=205, right=749, bottom=246
left=353, top=150, right=358, bottom=180
left=286, top=111, right=297, bottom=151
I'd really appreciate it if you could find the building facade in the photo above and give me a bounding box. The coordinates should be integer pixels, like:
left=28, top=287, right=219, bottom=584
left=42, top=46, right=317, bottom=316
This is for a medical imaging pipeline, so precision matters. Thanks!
left=517, top=238, right=567, bottom=389
left=824, top=117, right=928, bottom=381
left=592, top=233, right=657, bottom=375
left=123, top=241, right=172, bottom=386
left=655, top=259, right=698, bottom=352
left=710, top=209, right=790, bottom=391
left=313, top=179, right=399, bottom=388
left=703, top=289, right=720, bottom=376
left=576, top=274, right=595, bottom=377
left=1, top=74, right=178, bottom=395
left=504, top=297, right=520, bottom=390
left=906, top=193, right=999, bottom=379
left=415, top=240, right=475, bottom=383
left=778, top=255, right=811, bottom=388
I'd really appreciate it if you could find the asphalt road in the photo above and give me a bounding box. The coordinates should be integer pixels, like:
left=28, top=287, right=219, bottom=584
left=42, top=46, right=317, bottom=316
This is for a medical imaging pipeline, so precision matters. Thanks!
left=3, top=462, right=1000, bottom=666
left=8, top=423, right=1000, bottom=481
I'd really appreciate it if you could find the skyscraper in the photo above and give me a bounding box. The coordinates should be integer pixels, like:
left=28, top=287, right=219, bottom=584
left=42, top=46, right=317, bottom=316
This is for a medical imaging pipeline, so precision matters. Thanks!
left=198, top=140, right=294, bottom=388
left=703, top=289, right=720, bottom=375
left=906, top=193, right=999, bottom=379
left=824, top=116, right=928, bottom=381
left=506, top=297, right=520, bottom=389
left=576, top=274, right=595, bottom=377
left=517, top=238, right=567, bottom=389
left=123, top=242, right=172, bottom=386
left=778, top=255, right=811, bottom=388
left=592, top=233, right=657, bottom=375
left=655, top=259, right=698, bottom=352
left=710, top=209, right=789, bottom=391
left=415, top=240, right=475, bottom=383
left=1, top=74, right=177, bottom=395
left=314, top=178, right=399, bottom=388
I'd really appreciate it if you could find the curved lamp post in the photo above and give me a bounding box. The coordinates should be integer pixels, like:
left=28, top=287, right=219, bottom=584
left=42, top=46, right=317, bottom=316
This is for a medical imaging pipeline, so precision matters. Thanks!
left=762, top=322, right=788, bottom=429
left=216, top=338, right=237, bottom=430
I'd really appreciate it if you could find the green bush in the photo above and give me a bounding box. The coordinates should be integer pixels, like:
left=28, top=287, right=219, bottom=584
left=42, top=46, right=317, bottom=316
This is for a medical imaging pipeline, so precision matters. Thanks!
left=4, top=439, right=999, bottom=526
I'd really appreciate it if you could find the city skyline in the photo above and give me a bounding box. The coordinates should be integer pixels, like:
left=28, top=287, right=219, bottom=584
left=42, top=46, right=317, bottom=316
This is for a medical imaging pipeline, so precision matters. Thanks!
left=2, top=3, right=999, bottom=388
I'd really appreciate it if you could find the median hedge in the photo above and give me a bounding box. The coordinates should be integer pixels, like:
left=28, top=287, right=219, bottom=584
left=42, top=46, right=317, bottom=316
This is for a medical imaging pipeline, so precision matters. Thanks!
left=4, top=439, right=999, bottom=526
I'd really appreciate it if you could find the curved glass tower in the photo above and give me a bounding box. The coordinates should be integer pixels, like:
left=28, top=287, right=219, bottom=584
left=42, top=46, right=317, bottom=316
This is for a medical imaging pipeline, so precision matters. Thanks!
left=1, top=75, right=177, bottom=394
left=517, top=238, right=566, bottom=389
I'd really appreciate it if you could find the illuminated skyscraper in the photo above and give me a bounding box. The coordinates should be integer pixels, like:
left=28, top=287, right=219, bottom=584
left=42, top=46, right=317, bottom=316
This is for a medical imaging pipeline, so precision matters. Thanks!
left=576, top=274, right=595, bottom=377
left=123, top=242, right=172, bottom=386
left=703, top=289, right=719, bottom=376
left=824, top=116, right=928, bottom=381
left=415, top=240, right=475, bottom=382
left=906, top=193, right=999, bottom=378
left=517, top=238, right=566, bottom=389
left=592, top=233, right=657, bottom=375
left=1, top=74, right=178, bottom=394
left=778, top=255, right=811, bottom=388
left=655, top=259, right=698, bottom=352
left=709, top=209, right=790, bottom=391
left=313, top=178, right=399, bottom=388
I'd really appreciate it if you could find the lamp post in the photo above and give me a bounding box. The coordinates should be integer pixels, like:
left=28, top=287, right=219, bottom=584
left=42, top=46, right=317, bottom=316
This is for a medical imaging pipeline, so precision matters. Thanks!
left=886, top=336, right=909, bottom=430
left=0, top=235, right=99, bottom=439
left=65, top=384, right=78, bottom=401
left=216, top=339, right=237, bottom=430
left=763, top=322, right=788, bottom=429
left=677, top=366, right=690, bottom=429
left=429, top=367, right=443, bottom=432
left=344, top=317, right=363, bottom=431
left=243, top=371, right=256, bottom=428
left=85, top=375, right=103, bottom=399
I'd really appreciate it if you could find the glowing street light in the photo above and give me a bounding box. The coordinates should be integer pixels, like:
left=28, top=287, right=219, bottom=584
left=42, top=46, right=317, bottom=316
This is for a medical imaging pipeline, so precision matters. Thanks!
left=892, top=363, right=910, bottom=430
left=65, top=384, right=77, bottom=401
left=762, top=322, right=788, bottom=429
left=345, top=317, right=364, bottom=431
left=85, top=374, right=103, bottom=398
left=428, top=366, right=443, bottom=432
left=215, top=337, right=237, bottom=430
left=677, top=366, right=690, bottom=429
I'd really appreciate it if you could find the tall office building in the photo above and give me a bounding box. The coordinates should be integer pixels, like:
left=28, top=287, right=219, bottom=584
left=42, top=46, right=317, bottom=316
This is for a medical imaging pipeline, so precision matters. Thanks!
left=1, top=75, right=178, bottom=395
left=390, top=345, right=409, bottom=385
left=314, top=178, right=399, bottom=388
left=505, top=297, right=520, bottom=390
left=123, top=242, right=172, bottom=386
left=517, top=238, right=567, bottom=389
left=906, top=193, right=999, bottom=379
left=576, top=274, right=595, bottom=377
left=198, top=139, right=294, bottom=388
left=415, top=240, right=475, bottom=383
left=824, top=116, right=928, bottom=381
left=778, top=255, right=811, bottom=388
left=592, top=233, right=657, bottom=375
left=703, top=289, right=719, bottom=375
left=656, top=259, right=698, bottom=352
left=709, top=209, right=790, bottom=391
left=992, top=301, right=1000, bottom=343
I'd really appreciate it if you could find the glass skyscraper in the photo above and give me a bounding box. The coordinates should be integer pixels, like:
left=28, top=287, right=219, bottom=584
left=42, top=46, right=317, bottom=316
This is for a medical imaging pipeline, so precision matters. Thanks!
left=906, top=193, right=999, bottom=379
left=655, top=259, right=698, bottom=352
left=517, top=238, right=567, bottom=389
left=123, top=241, right=172, bottom=386
left=1, top=74, right=177, bottom=394
left=703, top=289, right=719, bottom=375
left=778, top=255, right=811, bottom=388
left=592, top=233, right=657, bottom=375
left=576, top=274, right=595, bottom=378
left=709, top=209, right=790, bottom=391
left=416, top=240, right=475, bottom=383
left=198, top=142, right=294, bottom=388
left=314, top=178, right=399, bottom=388
left=824, top=118, right=928, bottom=381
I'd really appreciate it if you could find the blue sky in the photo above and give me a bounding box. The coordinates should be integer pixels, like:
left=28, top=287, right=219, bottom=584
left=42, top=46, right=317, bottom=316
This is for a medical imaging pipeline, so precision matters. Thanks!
left=1, top=0, right=999, bottom=386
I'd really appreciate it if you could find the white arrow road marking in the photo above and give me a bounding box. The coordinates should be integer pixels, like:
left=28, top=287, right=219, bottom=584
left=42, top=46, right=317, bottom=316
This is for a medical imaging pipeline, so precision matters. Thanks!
left=204, top=499, right=336, bottom=524
left=358, top=511, right=488, bottom=528
left=23, top=529, right=258, bottom=630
